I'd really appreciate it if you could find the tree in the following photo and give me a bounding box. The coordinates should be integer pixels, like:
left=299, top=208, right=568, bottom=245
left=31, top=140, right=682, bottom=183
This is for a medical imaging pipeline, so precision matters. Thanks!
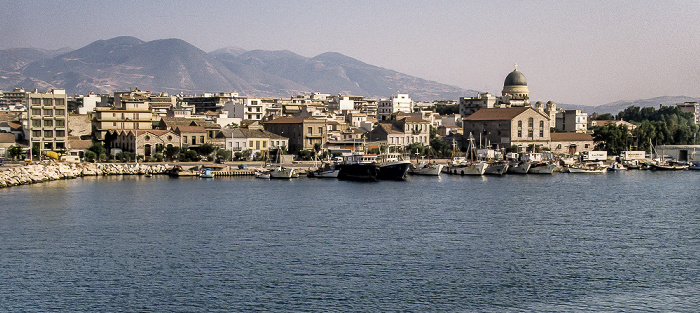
left=85, top=150, right=97, bottom=163
left=216, top=149, right=231, bottom=161
left=8, top=145, right=24, bottom=160
left=88, top=142, right=107, bottom=162
left=197, top=143, right=217, bottom=157
left=180, top=149, right=200, bottom=162
left=165, top=146, right=180, bottom=161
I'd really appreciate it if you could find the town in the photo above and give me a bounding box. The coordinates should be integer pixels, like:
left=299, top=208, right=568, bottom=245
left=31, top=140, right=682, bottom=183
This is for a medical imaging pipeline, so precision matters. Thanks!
left=1, top=66, right=699, bottom=182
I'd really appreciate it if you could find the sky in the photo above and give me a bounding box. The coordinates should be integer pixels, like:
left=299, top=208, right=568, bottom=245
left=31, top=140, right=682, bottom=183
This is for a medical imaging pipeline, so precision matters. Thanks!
left=2, top=0, right=699, bottom=106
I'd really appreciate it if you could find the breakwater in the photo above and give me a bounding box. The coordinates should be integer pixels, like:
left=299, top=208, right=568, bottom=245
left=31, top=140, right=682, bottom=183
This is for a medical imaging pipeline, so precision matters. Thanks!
left=0, top=162, right=168, bottom=188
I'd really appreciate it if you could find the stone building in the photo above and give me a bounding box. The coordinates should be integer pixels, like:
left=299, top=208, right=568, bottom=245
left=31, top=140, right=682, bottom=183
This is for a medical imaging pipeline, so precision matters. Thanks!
left=462, top=107, right=550, bottom=150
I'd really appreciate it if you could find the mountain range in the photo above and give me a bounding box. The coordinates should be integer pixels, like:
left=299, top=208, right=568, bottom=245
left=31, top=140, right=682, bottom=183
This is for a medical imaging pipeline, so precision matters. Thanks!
left=0, top=36, right=477, bottom=101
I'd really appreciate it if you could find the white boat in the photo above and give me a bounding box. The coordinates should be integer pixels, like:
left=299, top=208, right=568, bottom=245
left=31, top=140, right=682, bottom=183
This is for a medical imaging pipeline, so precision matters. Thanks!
left=255, top=171, right=271, bottom=179
left=308, top=163, right=340, bottom=178
left=484, top=162, right=509, bottom=175
left=410, top=161, right=443, bottom=176
left=608, top=162, right=627, bottom=171
left=269, top=166, right=295, bottom=179
left=199, top=168, right=214, bottom=178
left=528, top=162, right=556, bottom=174
left=567, top=162, right=608, bottom=173
left=446, top=162, right=488, bottom=175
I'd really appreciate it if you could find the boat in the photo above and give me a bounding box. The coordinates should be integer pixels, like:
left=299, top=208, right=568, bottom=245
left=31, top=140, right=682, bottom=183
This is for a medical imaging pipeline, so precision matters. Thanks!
left=649, top=162, right=688, bottom=171
left=567, top=162, right=608, bottom=173
left=307, top=162, right=340, bottom=178
left=410, top=161, right=443, bottom=176
left=269, top=166, right=296, bottom=178
left=377, top=152, right=411, bottom=180
left=199, top=168, right=214, bottom=178
left=484, top=161, right=509, bottom=175
left=608, top=162, right=627, bottom=171
left=688, top=161, right=700, bottom=170
left=528, top=162, right=556, bottom=174
left=444, top=132, right=489, bottom=176
left=255, top=171, right=271, bottom=179
left=507, top=161, right=531, bottom=174
left=337, top=152, right=380, bottom=181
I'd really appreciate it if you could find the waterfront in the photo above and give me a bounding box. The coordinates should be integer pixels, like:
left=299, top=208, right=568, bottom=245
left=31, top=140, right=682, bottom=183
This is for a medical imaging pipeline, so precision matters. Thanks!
left=1, top=171, right=698, bottom=311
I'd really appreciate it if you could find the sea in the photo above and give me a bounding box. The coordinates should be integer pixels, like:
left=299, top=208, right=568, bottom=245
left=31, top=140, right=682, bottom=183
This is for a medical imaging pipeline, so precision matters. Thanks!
left=0, top=171, right=698, bottom=312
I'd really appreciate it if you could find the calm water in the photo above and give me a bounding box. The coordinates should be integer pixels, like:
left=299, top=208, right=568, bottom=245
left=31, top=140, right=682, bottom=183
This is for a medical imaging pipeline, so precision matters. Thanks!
left=1, top=171, right=698, bottom=312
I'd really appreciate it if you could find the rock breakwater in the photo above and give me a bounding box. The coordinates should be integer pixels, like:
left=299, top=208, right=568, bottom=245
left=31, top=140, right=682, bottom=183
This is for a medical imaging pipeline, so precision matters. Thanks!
left=0, top=163, right=169, bottom=188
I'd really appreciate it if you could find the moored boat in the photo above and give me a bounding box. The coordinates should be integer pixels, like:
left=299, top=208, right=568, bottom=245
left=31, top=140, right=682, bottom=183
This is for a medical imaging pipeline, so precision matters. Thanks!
left=608, top=162, right=627, bottom=171
left=377, top=152, right=411, bottom=180
left=199, top=168, right=214, bottom=178
left=255, top=171, right=271, bottom=179
left=507, top=161, right=530, bottom=174
left=567, top=162, right=608, bottom=173
left=484, top=161, right=509, bottom=175
left=689, top=161, right=700, bottom=170
left=528, top=162, right=556, bottom=174
left=269, top=166, right=296, bottom=179
left=410, top=161, right=443, bottom=176
left=307, top=163, right=340, bottom=178
left=649, top=163, right=688, bottom=171
left=337, top=152, right=380, bottom=181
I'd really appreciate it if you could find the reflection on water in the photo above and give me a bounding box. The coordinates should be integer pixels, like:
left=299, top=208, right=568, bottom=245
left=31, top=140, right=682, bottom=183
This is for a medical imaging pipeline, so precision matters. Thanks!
left=0, top=171, right=698, bottom=311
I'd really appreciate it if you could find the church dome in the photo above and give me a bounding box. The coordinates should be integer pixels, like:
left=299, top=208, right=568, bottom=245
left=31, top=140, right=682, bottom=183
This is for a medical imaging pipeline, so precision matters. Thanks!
left=504, top=69, right=527, bottom=86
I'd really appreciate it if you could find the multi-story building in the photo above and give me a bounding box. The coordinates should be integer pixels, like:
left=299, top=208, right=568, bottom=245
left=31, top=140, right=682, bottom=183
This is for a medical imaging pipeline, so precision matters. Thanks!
left=27, top=89, right=69, bottom=155
left=68, top=93, right=102, bottom=114
left=149, top=92, right=177, bottom=118
left=263, top=117, right=327, bottom=154
left=677, top=101, right=699, bottom=124
left=231, top=98, right=266, bottom=121
left=92, top=92, right=153, bottom=141
left=367, top=115, right=431, bottom=147
left=183, top=92, right=238, bottom=114
left=3, top=88, right=28, bottom=108
left=555, top=109, right=588, bottom=133
left=377, top=94, right=413, bottom=120
left=459, top=92, right=499, bottom=118
left=462, top=107, right=551, bottom=150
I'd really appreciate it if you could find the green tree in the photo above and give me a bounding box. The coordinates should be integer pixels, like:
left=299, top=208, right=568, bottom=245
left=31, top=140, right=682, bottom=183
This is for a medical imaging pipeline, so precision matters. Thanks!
left=216, top=149, right=231, bottom=161
left=85, top=150, right=97, bottom=162
left=8, top=145, right=24, bottom=160
left=165, top=146, right=180, bottom=161
left=197, top=143, right=217, bottom=157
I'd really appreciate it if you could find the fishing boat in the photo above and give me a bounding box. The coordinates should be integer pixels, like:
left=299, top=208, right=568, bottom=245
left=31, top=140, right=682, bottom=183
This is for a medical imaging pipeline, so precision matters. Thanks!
left=337, top=152, right=380, bottom=181
left=649, top=162, right=688, bottom=171
left=269, top=166, right=296, bottom=178
left=377, top=152, right=412, bottom=180
left=688, top=161, right=700, bottom=170
left=444, top=133, right=489, bottom=175
left=528, top=162, right=556, bottom=174
left=410, top=161, right=443, bottom=176
left=567, top=162, right=608, bottom=173
left=607, top=162, right=627, bottom=171
left=307, top=162, right=340, bottom=178
left=484, top=161, right=509, bottom=175
left=507, top=161, right=530, bottom=174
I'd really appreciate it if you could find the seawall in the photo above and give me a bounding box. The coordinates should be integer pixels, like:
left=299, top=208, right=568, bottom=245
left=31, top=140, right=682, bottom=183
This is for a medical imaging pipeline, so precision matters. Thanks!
left=0, top=163, right=169, bottom=188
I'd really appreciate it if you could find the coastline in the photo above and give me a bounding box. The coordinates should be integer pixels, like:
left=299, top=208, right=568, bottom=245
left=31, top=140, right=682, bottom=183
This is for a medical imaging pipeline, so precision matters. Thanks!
left=0, top=162, right=169, bottom=188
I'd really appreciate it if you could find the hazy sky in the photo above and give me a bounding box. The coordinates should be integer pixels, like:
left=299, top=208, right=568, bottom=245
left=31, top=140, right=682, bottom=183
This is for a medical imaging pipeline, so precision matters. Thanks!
left=2, top=0, right=699, bottom=105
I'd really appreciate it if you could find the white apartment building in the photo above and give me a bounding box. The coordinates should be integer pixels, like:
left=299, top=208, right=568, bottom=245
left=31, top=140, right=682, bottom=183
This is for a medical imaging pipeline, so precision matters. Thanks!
left=27, top=89, right=69, bottom=155
left=377, top=94, right=413, bottom=120
left=231, top=98, right=267, bottom=121
left=555, top=109, right=588, bottom=133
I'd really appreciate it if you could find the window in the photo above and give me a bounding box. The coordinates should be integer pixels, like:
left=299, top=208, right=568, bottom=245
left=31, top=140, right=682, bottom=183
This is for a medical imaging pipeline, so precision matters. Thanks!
left=585, top=144, right=590, bottom=149
left=32, top=130, right=41, bottom=137
left=191, top=136, right=196, bottom=145
left=42, top=98, right=52, bottom=106
left=318, top=127, right=323, bottom=134
left=200, top=136, right=204, bottom=143
left=528, top=129, right=533, bottom=138
left=308, top=127, right=313, bottom=134
left=44, top=120, right=53, bottom=127
left=183, top=136, right=188, bottom=143
left=55, top=109, right=64, bottom=116
left=31, top=98, right=41, bottom=105
left=43, top=109, right=53, bottom=116
left=55, top=120, right=65, bottom=127
left=168, top=135, right=173, bottom=141
left=32, top=119, right=41, bottom=127
left=518, top=130, right=522, bottom=137
left=256, top=141, right=260, bottom=149
left=540, top=129, right=544, bottom=137
left=55, top=99, right=64, bottom=106
left=518, top=120, right=522, bottom=128
left=528, top=117, right=534, bottom=128
left=31, top=108, right=41, bottom=115
left=262, top=141, right=266, bottom=148
left=113, top=122, right=117, bottom=127
left=44, top=130, right=53, bottom=138
left=56, top=130, right=65, bottom=137
left=540, top=121, right=544, bottom=128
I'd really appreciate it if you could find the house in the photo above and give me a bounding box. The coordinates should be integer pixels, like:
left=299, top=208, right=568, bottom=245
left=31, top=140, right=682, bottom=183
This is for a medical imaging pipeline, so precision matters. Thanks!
left=589, top=119, right=637, bottom=131
left=110, top=129, right=180, bottom=158
left=176, top=125, right=209, bottom=149
left=263, top=117, right=327, bottom=154
left=547, top=132, right=595, bottom=155
left=221, top=127, right=288, bottom=156
left=462, top=107, right=551, bottom=150
left=66, top=137, right=94, bottom=161
left=0, top=132, right=16, bottom=158
left=367, top=116, right=431, bottom=147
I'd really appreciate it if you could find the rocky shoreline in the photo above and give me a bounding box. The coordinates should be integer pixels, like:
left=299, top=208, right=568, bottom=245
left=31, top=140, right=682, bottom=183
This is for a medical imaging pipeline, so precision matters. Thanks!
left=0, top=162, right=169, bottom=188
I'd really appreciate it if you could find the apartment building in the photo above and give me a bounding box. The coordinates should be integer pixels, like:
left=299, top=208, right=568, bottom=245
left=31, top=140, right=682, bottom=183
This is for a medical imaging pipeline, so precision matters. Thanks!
left=27, top=89, right=69, bottom=155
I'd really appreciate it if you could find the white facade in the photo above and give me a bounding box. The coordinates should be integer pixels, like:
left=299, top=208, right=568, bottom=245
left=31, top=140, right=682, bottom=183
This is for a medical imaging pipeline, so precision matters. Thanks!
left=231, top=98, right=267, bottom=121
left=377, top=94, right=413, bottom=120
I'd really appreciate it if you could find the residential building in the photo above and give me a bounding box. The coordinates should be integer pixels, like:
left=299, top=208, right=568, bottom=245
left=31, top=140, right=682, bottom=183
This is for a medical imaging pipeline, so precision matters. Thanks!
left=231, top=97, right=266, bottom=121
left=67, top=93, right=102, bottom=114
left=377, top=94, right=413, bottom=120
left=555, top=109, right=588, bottom=133
left=182, top=92, right=238, bottom=114
left=27, top=89, right=69, bottom=155
left=368, top=115, right=431, bottom=147
left=92, top=95, right=153, bottom=141
left=176, top=125, right=208, bottom=149
left=462, top=107, right=551, bottom=150
left=459, top=92, right=499, bottom=118
left=222, top=126, right=288, bottom=156
left=3, top=88, right=28, bottom=108
left=0, top=133, right=16, bottom=158
left=263, top=117, right=327, bottom=154
left=547, top=132, right=595, bottom=155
